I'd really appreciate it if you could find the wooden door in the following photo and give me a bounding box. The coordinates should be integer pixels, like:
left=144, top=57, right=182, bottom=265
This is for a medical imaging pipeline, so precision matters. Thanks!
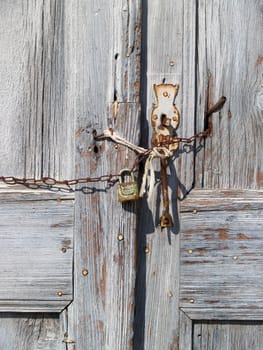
left=135, top=1, right=263, bottom=349
left=0, top=0, right=140, bottom=349
left=1, top=1, right=263, bottom=350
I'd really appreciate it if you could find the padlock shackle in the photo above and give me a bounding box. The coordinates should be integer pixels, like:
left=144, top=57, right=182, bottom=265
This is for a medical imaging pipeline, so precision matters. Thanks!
left=118, top=168, right=135, bottom=183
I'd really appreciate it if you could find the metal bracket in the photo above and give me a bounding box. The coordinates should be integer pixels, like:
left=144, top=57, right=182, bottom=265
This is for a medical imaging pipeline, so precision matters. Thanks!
left=151, top=83, right=180, bottom=153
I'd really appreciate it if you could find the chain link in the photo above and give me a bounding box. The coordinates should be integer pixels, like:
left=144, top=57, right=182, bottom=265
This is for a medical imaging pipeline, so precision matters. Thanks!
left=0, top=174, right=120, bottom=186
left=0, top=126, right=213, bottom=187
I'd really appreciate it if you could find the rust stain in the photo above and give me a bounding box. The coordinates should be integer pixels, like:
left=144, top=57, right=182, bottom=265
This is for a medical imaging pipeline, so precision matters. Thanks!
left=97, top=320, right=104, bottom=330
left=218, top=228, right=229, bottom=240
left=128, top=303, right=135, bottom=312
left=100, top=259, right=107, bottom=299
left=256, top=56, right=263, bottom=67
left=75, top=127, right=85, bottom=136
left=170, top=335, right=179, bottom=350
left=256, top=172, right=263, bottom=186
left=237, top=233, right=251, bottom=240
left=113, top=254, right=124, bottom=266
left=151, top=271, right=157, bottom=278
left=198, top=248, right=207, bottom=256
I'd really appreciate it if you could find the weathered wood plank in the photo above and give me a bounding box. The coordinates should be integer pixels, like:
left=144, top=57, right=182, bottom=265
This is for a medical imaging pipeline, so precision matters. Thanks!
left=0, top=184, right=74, bottom=201
left=180, top=209, right=263, bottom=309
left=193, top=321, right=263, bottom=350
left=0, top=0, right=74, bottom=179
left=180, top=189, right=263, bottom=212
left=0, top=199, right=74, bottom=311
left=179, top=310, right=192, bottom=350
left=66, top=1, right=141, bottom=349
left=195, top=0, right=263, bottom=189
left=181, top=308, right=263, bottom=321
left=135, top=1, right=196, bottom=349
left=0, top=313, right=64, bottom=350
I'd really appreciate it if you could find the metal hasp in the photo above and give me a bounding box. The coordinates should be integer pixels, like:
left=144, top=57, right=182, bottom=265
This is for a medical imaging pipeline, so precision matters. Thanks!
left=151, top=84, right=180, bottom=228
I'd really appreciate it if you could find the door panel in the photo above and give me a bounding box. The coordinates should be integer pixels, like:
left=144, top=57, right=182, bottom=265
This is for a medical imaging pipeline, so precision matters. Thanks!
left=0, top=188, right=74, bottom=312
left=180, top=190, right=263, bottom=309
left=193, top=321, right=263, bottom=350
left=0, top=313, right=63, bottom=350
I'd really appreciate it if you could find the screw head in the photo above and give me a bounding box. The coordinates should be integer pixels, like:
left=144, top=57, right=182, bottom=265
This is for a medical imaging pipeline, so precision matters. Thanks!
left=57, top=291, right=63, bottom=297
left=188, top=249, right=193, bottom=254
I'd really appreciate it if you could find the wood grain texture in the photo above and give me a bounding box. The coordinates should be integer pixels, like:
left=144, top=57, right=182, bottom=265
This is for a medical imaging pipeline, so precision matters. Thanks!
left=134, top=1, right=196, bottom=349
left=195, top=0, right=263, bottom=189
left=179, top=311, right=192, bottom=350
left=181, top=308, right=263, bottom=321
left=180, top=207, right=263, bottom=309
left=180, top=189, right=263, bottom=212
left=0, top=313, right=63, bottom=350
left=0, top=0, right=74, bottom=179
left=0, top=197, right=74, bottom=312
left=193, top=321, right=263, bottom=350
left=66, top=1, right=141, bottom=349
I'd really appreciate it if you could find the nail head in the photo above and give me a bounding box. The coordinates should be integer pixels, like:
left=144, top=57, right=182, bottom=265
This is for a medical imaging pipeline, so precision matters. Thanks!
left=82, top=269, right=89, bottom=276
left=117, top=233, right=124, bottom=241
left=144, top=247, right=150, bottom=254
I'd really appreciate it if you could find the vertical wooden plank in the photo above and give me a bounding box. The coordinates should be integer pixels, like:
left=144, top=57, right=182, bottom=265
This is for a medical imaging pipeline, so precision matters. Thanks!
left=179, top=311, right=193, bottom=350
left=0, top=0, right=74, bottom=179
left=134, top=1, right=196, bottom=349
left=0, top=2, right=74, bottom=348
left=66, top=1, right=141, bottom=349
left=195, top=0, right=263, bottom=189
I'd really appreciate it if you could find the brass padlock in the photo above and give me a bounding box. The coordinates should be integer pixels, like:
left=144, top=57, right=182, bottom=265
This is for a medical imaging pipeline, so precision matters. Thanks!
left=118, top=169, right=139, bottom=203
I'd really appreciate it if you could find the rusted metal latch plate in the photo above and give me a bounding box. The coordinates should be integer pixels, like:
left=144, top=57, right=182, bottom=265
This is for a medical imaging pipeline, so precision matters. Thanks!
left=151, top=84, right=180, bottom=228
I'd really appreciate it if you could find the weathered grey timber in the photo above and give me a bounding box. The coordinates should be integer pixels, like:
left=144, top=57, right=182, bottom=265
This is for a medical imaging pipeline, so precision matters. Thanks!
left=134, top=1, right=196, bottom=349
left=0, top=1, right=74, bottom=349
left=195, top=0, right=263, bottom=189
left=0, top=313, right=62, bottom=350
left=66, top=1, right=141, bottom=349
left=0, top=0, right=263, bottom=349
left=193, top=321, right=263, bottom=350
left=178, top=0, right=263, bottom=348
left=0, top=193, right=73, bottom=312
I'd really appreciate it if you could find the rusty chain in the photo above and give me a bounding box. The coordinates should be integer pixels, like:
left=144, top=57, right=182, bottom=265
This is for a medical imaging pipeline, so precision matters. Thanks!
left=0, top=130, right=209, bottom=187
left=0, top=174, right=120, bottom=186
left=0, top=96, right=226, bottom=187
